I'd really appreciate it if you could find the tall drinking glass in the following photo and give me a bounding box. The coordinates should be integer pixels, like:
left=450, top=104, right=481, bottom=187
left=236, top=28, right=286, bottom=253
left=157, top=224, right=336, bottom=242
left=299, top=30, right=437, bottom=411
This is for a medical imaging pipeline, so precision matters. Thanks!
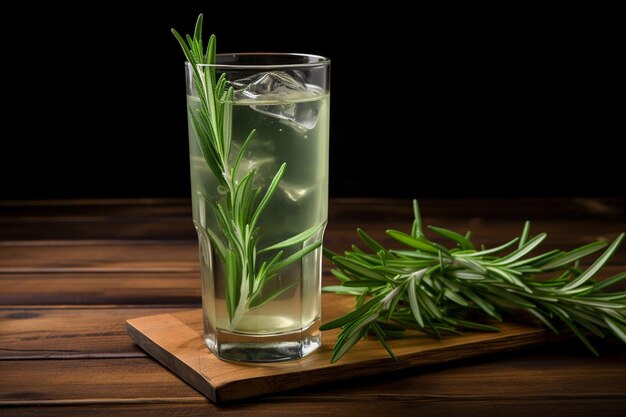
left=184, top=53, right=330, bottom=362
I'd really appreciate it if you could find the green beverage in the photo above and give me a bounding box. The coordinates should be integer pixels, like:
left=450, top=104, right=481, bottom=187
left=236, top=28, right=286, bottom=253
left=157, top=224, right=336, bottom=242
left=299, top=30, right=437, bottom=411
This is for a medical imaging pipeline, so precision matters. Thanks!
left=187, top=76, right=330, bottom=361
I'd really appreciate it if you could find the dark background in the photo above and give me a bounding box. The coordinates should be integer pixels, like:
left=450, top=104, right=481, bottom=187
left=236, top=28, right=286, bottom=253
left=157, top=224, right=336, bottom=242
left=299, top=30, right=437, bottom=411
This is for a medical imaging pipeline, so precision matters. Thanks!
left=1, top=3, right=622, bottom=200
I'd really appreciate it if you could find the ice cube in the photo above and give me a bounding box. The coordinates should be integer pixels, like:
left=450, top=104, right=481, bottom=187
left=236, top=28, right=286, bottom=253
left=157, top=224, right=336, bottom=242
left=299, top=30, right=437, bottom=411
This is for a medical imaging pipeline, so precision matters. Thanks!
left=231, top=71, right=308, bottom=99
left=231, top=71, right=321, bottom=130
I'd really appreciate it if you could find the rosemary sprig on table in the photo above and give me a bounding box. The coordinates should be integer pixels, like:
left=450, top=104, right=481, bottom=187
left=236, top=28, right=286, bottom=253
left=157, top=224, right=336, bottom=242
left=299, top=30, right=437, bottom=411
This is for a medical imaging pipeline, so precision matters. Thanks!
left=322, top=200, right=626, bottom=363
left=172, top=15, right=321, bottom=325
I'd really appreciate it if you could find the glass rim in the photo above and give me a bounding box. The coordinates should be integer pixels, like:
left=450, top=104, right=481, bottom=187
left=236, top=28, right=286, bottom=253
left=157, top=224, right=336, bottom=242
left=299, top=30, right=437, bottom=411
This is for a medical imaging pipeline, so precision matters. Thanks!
left=185, top=52, right=330, bottom=69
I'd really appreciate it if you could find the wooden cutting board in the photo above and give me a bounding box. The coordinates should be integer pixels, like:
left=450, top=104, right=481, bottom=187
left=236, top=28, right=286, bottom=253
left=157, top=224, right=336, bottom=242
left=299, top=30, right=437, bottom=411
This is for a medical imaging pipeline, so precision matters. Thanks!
left=126, top=293, right=553, bottom=402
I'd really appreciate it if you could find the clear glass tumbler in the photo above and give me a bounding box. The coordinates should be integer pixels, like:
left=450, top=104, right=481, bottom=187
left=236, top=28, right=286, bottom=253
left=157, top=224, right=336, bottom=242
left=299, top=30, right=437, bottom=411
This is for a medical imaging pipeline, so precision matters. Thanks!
left=184, top=53, right=330, bottom=362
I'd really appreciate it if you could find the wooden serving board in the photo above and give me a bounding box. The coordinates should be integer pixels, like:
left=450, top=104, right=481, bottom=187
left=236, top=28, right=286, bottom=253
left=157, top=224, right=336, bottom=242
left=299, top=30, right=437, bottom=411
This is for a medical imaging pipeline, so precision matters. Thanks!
left=126, top=293, right=553, bottom=402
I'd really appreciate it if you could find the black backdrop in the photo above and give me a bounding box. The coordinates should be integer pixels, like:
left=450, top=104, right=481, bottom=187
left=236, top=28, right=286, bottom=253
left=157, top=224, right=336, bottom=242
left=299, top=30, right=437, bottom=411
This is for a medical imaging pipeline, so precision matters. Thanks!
left=2, top=3, right=622, bottom=199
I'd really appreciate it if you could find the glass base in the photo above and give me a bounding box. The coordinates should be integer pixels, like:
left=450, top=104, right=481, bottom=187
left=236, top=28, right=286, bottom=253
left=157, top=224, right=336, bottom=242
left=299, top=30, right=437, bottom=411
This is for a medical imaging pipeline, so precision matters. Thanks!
left=205, top=318, right=321, bottom=363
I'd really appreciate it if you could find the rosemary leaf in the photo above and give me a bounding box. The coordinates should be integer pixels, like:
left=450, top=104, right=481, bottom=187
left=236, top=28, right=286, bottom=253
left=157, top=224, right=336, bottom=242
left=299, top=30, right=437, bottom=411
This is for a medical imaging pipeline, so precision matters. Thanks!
left=323, top=200, right=626, bottom=362
left=173, top=16, right=321, bottom=324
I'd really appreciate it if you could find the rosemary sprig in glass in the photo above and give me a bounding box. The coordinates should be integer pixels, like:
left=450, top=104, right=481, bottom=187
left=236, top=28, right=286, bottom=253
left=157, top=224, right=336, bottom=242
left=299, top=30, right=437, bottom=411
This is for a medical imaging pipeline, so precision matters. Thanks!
left=322, top=200, right=626, bottom=363
left=172, top=15, right=321, bottom=325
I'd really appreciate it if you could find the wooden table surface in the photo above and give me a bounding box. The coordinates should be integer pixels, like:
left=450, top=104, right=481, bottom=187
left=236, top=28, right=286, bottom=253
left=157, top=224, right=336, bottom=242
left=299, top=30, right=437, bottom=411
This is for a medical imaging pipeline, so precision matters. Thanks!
left=1, top=198, right=626, bottom=416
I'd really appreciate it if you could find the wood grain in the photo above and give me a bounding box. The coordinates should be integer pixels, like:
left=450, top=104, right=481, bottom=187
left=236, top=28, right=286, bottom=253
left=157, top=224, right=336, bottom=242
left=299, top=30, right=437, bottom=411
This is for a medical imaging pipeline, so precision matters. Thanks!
left=2, top=198, right=626, bottom=416
left=0, top=307, right=189, bottom=359
left=125, top=293, right=571, bottom=402
left=0, top=358, right=204, bottom=403
left=0, top=243, right=198, bottom=273
left=2, top=265, right=624, bottom=306
left=2, top=198, right=624, bottom=243
left=1, top=401, right=625, bottom=417
left=0, top=222, right=196, bottom=241
left=2, top=344, right=625, bottom=412
left=2, top=218, right=625, bottom=246
left=2, top=226, right=625, bottom=273
left=2, top=400, right=625, bottom=417
left=0, top=272, right=202, bottom=305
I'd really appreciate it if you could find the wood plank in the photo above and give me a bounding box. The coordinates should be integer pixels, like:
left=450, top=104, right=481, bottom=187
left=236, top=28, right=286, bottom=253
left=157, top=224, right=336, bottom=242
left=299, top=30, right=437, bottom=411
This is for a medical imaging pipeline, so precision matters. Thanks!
left=0, top=307, right=189, bottom=359
left=329, top=197, right=626, bottom=222
left=1, top=197, right=625, bottom=415
left=2, top=218, right=625, bottom=272
left=1, top=342, right=625, bottom=409
left=3, top=217, right=625, bottom=243
left=0, top=272, right=201, bottom=305
left=1, top=198, right=624, bottom=241
left=126, top=293, right=575, bottom=402
left=3, top=399, right=626, bottom=417
left=0, top=215, right=626, bottom=246
left=0, top=222, right=196, bottom=241
left=2, top=265, right=624, bottom=306
left=0, top=358, right=204, bottom=404
left=0, top=243, right=198, bottom=273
